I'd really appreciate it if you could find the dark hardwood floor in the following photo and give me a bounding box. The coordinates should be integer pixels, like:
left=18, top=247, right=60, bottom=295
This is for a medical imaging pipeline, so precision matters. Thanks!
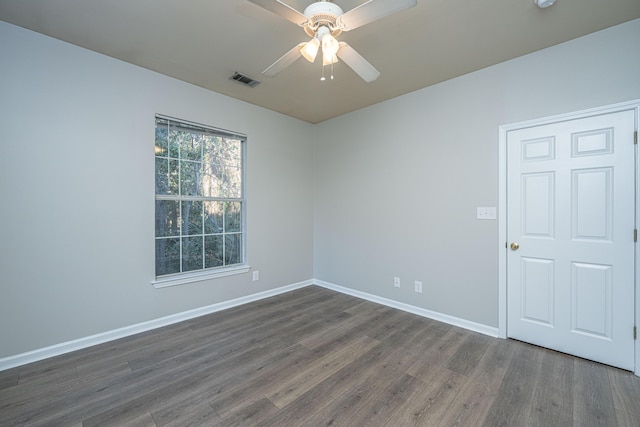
left=1, top=285, right=639, bottom=426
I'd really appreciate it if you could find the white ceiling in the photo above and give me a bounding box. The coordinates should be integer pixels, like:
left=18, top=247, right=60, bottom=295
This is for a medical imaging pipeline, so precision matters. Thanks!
left=1, top=0, right=639, bottom=123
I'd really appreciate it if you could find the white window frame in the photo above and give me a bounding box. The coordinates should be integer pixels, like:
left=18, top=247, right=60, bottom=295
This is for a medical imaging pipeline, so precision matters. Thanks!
left=152, top=115, right=248, bottom=288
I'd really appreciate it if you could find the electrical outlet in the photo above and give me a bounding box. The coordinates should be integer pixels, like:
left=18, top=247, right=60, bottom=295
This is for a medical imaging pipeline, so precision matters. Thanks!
left=414, top=281, right=423, bottom=293
left=252, top=270, right=259, bottom=281
left=394, top=277, right=401, bottom=288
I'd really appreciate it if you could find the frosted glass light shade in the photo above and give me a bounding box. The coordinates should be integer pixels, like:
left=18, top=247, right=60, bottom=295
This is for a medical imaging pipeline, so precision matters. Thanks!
left=321, top=33, right=339, bottom=65
left=301, top=38, right=320, bottom=62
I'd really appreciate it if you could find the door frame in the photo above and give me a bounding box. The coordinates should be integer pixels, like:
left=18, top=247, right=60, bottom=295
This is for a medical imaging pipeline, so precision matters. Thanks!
left=498, top=99, right=640, bottom=376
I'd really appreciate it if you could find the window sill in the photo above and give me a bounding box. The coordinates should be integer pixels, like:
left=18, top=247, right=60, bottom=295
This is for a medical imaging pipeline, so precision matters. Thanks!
left=151, top=265, right=251, bottom=288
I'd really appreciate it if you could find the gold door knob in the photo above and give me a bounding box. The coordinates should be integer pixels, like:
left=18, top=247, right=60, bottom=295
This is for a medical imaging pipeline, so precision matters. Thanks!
left=510, top=242, right=520, bottom=250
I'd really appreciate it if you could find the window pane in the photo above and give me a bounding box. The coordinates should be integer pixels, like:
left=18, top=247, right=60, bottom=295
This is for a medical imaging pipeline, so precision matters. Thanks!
left=182, top=236, right=203, bottom=272
left=168, top=159, right=179, bottom=195
left=225, top=234, right=242, bottom=265
left=168, top=129, right=180, bottom=159
left=204, top=201, right=223, bottom=234
left=222, top=166, right=242, bottom=198
left=182, top=201, right=203, bottom=235
left=155, top=200, right=180, bottom=237
left=202, top=160, right=222, bottom=197
left=205, top=235, right=224, bottom=268
left=156, top=238, right=180, bottom=276
left=222, top=138, right=242, bottom=167
left=204, top=135, right=220, bottom=159
left=180, top=132, right=202, bottom=161
left=155, top=158, right=169, bottom=195
left=180, top=160, right=201, bottom=196
left=155, top=125, right=168, bottom=157
left=224, top=202, right=242, bottom=232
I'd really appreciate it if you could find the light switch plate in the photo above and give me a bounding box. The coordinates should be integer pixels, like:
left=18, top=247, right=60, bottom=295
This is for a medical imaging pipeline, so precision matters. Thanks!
left=477, top=207, right=497, bottom=220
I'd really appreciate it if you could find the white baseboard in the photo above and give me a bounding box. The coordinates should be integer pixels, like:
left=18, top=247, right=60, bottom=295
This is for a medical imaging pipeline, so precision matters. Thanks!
left=0, top=280, right=312, bottom=372
left=1, top=278, right=498, bottom=372
left=313, top=279, right=499, bottom=338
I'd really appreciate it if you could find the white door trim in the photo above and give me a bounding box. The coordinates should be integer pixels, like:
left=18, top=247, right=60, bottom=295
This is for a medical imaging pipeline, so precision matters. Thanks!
left=498, top=99, right=640, bottom=376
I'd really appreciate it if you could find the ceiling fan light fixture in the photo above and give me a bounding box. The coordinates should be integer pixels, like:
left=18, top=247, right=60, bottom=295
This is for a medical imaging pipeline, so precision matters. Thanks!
left=249, top=0, right=418, bottom=82
left=301, top=37, right=320, bottom=62
left=534, top=0, right=557, bottom=8
left=321, top=33, right=339, bottom=65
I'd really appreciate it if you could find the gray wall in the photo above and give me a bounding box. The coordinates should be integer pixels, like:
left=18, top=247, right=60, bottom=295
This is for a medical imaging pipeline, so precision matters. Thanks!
left=313, top=19, right=640, bottom=327
left=2, top=18, right=639, bottom=359
left=0, top=22, right=314, bottom=358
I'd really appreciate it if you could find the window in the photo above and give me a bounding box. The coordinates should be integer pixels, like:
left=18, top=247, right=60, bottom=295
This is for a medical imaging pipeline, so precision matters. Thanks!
left=154, top=115, right=246, bottom=286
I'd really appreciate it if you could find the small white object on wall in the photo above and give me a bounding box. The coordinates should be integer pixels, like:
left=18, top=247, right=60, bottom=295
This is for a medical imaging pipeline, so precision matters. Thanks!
left=477, top=207, right=497, bottom=220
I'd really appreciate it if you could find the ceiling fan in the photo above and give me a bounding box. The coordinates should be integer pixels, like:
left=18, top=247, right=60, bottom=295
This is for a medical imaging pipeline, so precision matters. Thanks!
left=248, top=0, right=418, bottom=82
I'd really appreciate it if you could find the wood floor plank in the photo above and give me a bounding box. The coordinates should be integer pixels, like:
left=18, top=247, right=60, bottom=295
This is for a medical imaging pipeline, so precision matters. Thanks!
left=80, top=337, right=303, bottom=426
left=343, top=299, right=389, bottom=316
left=299, top=328, right=435, bottom=427
left=171, top=307, right=351, bottom=370
left=436, top=336, right=515, bottom=427
left=241, top=304, right=434, bottom=426
left=528, top=349, right=574, bottom=426
left=609, top=367, right=640, bottom=427
left=15, top=363, right=78, bottom=386
left=217, top=397, right=279, bottom=427
left=254, top=380, right=336, bottom=427
left=0, top=361, right=131, bottom=417
left=84, top=410, right=158, bottom=427
left=209, top=336, right=363, bottom=419
left=405, top=326, right=470, bottom=382
left=11, top=358, right=181, bottom=427
left=0, top=372, right=19, bottom=391
left=298, top=302, right=391, bottom=349
left=208, top=309, right=392, bottom=418
left=345, top=373, right=423, bottom=426
left=365, top=309, right=422, bottom=342
left=25, top=322, right=193, bottom=381
left=383, top=367, right=467, bottom=426
left=271, top=328, right=419, bottom=417
left=204, top=344, right=310, bottom=416
left=447, top=331, right=492, bottom=376
left=265, top=334, right=380, bottom=408
left=155, top=343, right=308, bottom=423
left=481, top=341, right=543, bottom=426
left=573, top=358, right=618, bottom=426
left=187, top=286, right=350, bottom=336
left=151, top=399, right=220, bottom=427
left=186, top=285, right=329, bottom=330
left=44, top=323, right=195, bottom=382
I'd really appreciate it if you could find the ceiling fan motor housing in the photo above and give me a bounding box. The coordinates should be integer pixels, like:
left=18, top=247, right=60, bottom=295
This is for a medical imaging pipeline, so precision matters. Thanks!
left=303, top=1, right=344, bottom=37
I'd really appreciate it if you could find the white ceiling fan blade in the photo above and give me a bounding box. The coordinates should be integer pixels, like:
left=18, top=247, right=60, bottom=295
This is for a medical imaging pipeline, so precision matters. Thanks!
left=337, top=0, right=417, bottom=31
left=337, top=42, right=380, bottom=83
left=262, top=43, right=306, bottom=77
left=247, top=0, right=308, bottom=26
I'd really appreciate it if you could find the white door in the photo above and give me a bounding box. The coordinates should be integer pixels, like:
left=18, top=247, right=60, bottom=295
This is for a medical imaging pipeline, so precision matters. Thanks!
left=507, top=109, right=636, bottom=370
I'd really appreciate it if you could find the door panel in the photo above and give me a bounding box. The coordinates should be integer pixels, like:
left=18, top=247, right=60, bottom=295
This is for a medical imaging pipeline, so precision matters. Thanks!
left=521, top=257, right=554, bottom=325
left=572, top=168, right=612, bottom=240
left=571, top=262, right=611, bottom=338
left=522, top=172, right=554, bottom=237
left=507, top=109, right=635, bottom=370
